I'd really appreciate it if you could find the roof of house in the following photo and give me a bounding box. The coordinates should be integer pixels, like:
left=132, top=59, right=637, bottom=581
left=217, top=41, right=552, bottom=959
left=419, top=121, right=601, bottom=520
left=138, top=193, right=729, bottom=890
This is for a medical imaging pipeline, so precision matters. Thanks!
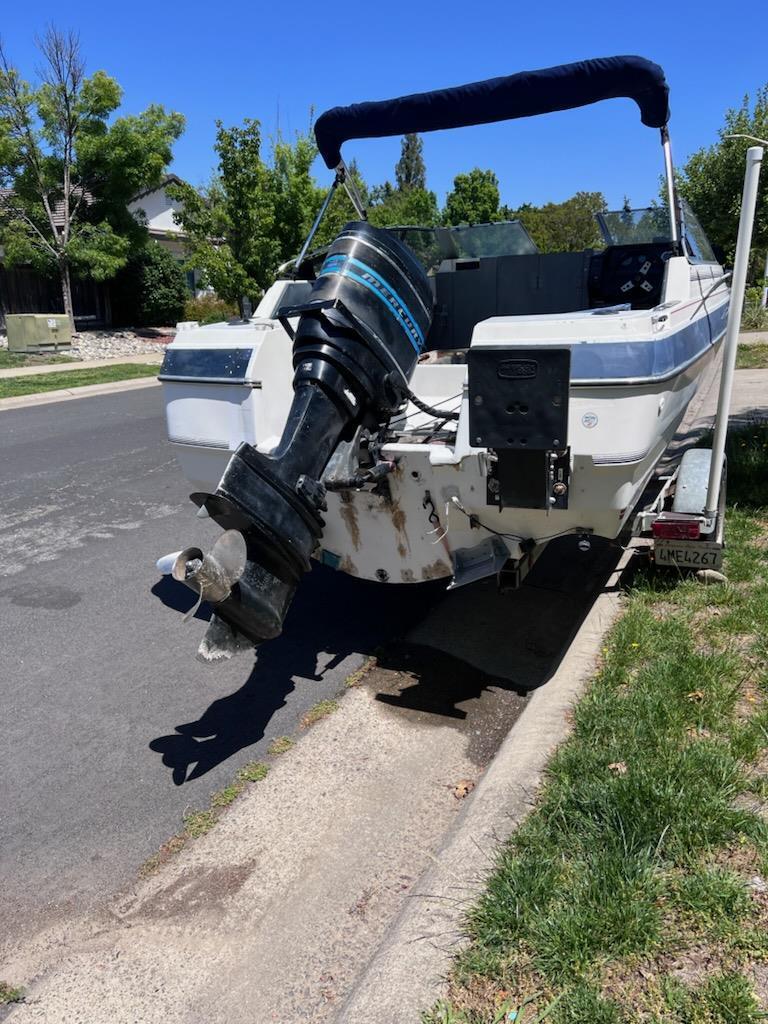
left=0, top=186, right=94, bottom=228
left=0, top=174, right=190, bottom=230
left=130, top=174, right=187, bottom=203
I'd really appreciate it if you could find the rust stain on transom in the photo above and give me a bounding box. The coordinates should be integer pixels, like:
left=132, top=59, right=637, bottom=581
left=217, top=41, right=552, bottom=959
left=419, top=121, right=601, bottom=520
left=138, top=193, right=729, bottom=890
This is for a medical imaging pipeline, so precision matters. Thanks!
left=338, top=492, right=361, bottom=550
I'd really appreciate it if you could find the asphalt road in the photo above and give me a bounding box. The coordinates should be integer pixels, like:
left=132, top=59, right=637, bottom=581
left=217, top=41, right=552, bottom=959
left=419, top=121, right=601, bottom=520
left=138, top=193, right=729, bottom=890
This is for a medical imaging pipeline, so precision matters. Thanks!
left=0, top=386, right=439, bottom=943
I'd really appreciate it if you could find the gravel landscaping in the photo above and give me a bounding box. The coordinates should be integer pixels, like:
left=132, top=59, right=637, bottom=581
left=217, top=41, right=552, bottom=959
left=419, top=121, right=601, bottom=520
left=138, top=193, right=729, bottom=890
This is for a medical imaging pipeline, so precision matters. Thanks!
left=0, top=327, right=173, bottom=361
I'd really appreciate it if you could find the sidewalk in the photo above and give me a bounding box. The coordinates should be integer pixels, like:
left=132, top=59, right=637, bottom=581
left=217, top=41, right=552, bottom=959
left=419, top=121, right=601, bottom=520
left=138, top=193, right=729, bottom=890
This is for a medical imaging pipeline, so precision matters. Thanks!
left=739, top=329, right=768, bottom=345
left=0, top=353, right=164, bottom=380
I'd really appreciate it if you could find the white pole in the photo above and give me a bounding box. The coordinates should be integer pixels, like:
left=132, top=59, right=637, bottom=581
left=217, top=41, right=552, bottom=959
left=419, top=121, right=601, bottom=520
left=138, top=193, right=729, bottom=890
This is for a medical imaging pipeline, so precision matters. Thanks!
left=705, top=146, right=764, bottom=517
left=762, top=249, right=768, bottom=308
left=661, top=128, right=680, bottom=244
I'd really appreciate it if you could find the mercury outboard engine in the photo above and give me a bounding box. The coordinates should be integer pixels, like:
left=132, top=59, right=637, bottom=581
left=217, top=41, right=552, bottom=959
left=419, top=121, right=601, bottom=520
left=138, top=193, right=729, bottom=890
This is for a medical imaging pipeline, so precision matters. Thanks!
left=176, top=222, right=433, bottom=651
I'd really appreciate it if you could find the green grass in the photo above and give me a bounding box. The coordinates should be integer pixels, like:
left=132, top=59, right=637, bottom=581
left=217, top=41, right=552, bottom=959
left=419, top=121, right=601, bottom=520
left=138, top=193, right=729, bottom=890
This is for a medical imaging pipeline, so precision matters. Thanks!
left=424, top=425, right=768, bottom=1024
left=0, top=362, right=159, bottom=399
left=736, top=344, right=768, bottom=370
left=0, top=981, right=25, bottom=1004
left=0, top=349, right=75, bottom=370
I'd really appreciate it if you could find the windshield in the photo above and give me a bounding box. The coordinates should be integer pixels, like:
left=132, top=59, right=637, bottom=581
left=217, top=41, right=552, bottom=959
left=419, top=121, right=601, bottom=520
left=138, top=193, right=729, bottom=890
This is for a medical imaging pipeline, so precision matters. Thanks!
left=596, top=206, right=673, bottom=246
left=304, top=219, right=538, bottom=277
left=388, top=220, right=537, bottom=272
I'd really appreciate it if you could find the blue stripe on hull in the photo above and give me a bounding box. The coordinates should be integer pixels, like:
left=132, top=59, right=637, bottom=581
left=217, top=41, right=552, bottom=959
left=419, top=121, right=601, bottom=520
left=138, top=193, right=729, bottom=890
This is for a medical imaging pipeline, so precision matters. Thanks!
left=569, top=300, right=728, bottom=384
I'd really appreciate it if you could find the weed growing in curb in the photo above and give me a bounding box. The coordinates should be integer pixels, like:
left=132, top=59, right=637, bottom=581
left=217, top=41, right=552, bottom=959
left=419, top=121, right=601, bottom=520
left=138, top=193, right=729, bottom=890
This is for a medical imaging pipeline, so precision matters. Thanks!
left=0, top=982, right=25, bottom=1004
left=268, top=736, right=294, bottom=756
left=182, top=809, right=217, bottom=838
left=301, top=699, right=339, bottom=728
left=345, top=656, right=378, bottom=687
left=139, top=762, right=271, bottom=875
left=236, top=761, right=269, bottom=783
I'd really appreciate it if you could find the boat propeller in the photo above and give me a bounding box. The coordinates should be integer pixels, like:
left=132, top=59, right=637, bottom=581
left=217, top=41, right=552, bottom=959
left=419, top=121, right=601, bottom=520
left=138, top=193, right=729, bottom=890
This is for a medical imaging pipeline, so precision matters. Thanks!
left=171, top=529, right=248, bottom=622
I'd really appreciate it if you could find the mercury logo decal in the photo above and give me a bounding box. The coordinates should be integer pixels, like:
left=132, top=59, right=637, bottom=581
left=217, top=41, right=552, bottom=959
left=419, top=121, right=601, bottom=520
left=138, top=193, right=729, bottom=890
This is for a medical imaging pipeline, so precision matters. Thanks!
left=582, top=412, right=599, bottom=429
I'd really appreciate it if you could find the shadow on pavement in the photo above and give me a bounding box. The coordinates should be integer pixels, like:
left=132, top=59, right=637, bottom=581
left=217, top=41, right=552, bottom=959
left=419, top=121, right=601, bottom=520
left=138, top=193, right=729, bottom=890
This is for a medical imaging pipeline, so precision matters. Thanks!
left=371, top=535, right=624, bottom=723
left=149, top=564, right=445, bottom=784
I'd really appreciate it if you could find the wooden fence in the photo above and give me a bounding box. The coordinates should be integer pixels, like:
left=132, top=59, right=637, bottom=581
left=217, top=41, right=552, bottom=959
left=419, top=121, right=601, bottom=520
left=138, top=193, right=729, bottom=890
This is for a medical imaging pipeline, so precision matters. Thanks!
left=0, top=265, right=111, bottom=330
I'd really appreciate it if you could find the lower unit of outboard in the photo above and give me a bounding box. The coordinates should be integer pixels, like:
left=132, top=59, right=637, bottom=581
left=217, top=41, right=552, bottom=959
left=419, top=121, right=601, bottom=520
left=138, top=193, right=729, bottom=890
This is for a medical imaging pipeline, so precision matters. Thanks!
left=176, top=221, right=433, bottom=649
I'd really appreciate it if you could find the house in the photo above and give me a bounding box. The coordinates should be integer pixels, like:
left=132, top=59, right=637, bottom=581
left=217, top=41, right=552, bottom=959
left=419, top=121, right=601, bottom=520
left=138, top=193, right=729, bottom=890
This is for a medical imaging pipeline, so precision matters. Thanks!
left=127, top=174, right=203, bottom=294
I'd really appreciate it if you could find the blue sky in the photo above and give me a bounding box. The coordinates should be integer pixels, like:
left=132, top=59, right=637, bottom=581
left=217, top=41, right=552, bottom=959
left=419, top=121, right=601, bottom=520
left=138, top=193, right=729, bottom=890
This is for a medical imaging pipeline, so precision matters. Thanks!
left=2, top=0, right=766, bottom=211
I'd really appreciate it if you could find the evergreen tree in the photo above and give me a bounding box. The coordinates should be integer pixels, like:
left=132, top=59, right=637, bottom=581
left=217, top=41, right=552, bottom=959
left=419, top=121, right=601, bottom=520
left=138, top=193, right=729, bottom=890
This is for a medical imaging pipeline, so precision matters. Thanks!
left=395, top=134, right=426, bottom=191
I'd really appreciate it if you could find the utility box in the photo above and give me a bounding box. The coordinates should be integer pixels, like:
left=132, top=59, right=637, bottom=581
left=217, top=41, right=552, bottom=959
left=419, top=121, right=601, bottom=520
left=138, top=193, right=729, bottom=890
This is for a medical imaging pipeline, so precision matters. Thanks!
left=6, top=313, right=72, bottom=353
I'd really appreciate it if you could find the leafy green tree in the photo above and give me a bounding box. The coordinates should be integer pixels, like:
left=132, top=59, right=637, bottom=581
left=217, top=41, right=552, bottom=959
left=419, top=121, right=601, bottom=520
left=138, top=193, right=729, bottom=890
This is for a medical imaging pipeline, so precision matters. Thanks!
left=444, top=168, right=500, bottom=225
left=170, top=121, right=322, bottom=312
left=0, top=28, right=184, bottom=329
left=504, top=191, right=607, bottom=251
left=395, top=133, right=426, bottom=191
left=368, top=181, right=440, bottom=228
left=677, top=86, right=768, bottom=264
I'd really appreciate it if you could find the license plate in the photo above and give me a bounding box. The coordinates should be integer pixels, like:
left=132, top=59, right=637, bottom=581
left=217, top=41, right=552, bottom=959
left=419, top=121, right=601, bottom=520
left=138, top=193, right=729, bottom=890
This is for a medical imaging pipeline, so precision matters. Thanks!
left=654, top=539, right=723, bottom=569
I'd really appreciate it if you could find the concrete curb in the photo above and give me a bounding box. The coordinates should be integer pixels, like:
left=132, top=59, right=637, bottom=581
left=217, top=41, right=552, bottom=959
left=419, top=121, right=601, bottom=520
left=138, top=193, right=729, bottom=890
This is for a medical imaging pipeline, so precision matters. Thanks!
left=0, top=375, right=160, bottom=412
left=335, top=544, right=636, bottom=1023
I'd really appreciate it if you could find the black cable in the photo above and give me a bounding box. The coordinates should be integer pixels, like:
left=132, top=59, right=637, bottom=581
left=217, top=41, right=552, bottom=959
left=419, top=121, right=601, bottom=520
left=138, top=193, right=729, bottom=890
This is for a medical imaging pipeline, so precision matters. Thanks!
left=449, top=495, right=590, bottom=546
left=406, top=389, right=461, bottom=421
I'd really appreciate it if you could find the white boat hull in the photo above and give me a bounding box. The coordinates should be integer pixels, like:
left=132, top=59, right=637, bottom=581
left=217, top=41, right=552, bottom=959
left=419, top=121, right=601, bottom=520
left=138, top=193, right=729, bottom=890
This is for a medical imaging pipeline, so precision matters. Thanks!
left=161, top=268, right=727, bottom=586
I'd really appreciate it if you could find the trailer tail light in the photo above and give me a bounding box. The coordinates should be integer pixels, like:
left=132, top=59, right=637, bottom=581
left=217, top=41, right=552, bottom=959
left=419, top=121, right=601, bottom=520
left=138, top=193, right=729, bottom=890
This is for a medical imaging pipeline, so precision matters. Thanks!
left=652, top=518, right=701, bottom=540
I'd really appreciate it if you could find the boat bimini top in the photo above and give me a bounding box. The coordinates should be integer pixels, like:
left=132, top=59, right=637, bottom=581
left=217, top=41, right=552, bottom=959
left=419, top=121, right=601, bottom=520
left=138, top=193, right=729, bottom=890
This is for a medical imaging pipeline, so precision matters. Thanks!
left=299, top=55, right=680, bottom=265
left=315, top=55, right=669, bottom=167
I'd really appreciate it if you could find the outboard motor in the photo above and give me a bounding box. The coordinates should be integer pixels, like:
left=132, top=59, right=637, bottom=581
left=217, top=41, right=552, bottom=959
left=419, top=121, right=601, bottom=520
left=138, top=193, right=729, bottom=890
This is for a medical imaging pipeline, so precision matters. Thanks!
left=177, top=221, right=433, bottom=651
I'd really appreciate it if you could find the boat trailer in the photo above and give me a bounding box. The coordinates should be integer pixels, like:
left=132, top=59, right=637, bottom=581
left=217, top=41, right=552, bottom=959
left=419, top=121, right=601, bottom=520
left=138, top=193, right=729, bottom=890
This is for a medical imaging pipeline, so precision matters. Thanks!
left=632, top=144, right=764, bottom=573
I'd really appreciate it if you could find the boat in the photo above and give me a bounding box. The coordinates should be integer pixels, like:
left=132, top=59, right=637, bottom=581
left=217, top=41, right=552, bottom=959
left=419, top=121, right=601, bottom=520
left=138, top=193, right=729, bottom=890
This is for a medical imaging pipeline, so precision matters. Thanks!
left=157, top=55, right=731, bottom=659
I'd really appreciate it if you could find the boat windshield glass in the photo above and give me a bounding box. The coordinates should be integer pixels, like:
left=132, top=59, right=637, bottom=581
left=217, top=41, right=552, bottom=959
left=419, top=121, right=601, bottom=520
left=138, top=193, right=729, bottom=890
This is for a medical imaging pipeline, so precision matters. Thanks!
left=596, top=206, right=673, bottom=246
left=305, top=220, right=538, bottom=276
left=388, top=220, right=538, bottom=272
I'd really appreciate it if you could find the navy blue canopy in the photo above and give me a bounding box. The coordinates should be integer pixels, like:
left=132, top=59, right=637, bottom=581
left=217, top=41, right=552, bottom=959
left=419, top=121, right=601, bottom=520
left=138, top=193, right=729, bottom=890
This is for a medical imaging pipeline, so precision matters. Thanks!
left=314, top=55, right=669, bottom=169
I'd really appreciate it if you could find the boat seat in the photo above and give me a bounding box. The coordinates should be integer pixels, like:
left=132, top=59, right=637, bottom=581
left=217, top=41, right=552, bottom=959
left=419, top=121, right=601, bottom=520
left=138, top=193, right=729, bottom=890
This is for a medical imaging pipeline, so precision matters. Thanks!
left=588, top=242, right=671, bottom=310
left=425, top=251, right=594, bottom=351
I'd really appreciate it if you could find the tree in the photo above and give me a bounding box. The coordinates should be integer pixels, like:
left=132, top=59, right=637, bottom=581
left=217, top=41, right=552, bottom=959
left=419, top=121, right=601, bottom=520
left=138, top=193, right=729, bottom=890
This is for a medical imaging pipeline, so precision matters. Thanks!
left=170, top=121, right=323, bottom=312
left=0, top=28, right=184, bottom=329
left=395, top=133, right=426, bottom=191
left=503, top=191, right=607, bottom=252
left=112, top=243, right=187, bottom=326
left=444, top=169, right=500, bottom=225
left=677, top=86, right=768, bottom=264
left=364, top=135, right=438, bottom=228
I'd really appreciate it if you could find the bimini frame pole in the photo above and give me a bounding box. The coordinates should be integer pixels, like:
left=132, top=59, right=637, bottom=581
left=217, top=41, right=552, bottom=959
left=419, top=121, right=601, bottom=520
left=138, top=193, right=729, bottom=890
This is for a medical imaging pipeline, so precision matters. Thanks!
left=293, top=178, right=339, bottom=272
left=661, top=126, right=680, bottom=245
left=337, top=159, right=367, bottom=219
left=705, top=146, right=765, bottom=518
